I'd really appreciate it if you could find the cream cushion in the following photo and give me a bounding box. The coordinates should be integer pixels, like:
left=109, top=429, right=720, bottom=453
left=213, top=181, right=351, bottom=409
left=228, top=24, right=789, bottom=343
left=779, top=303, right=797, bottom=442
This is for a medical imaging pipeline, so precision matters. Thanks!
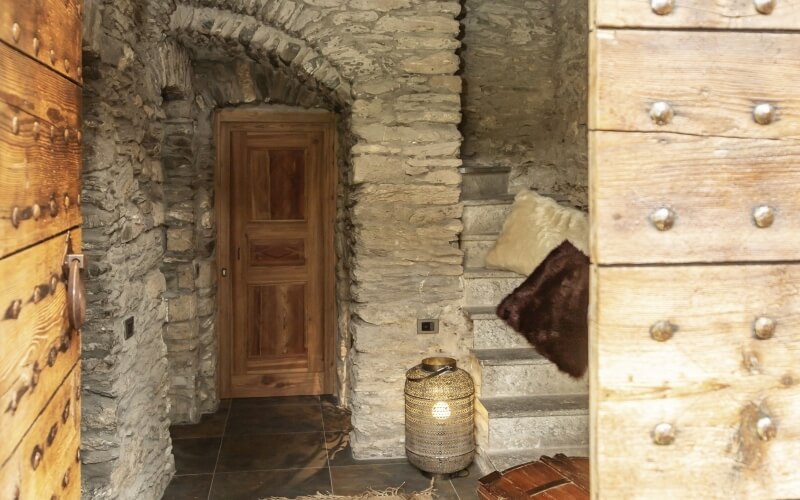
left=484, top=190, right=589, bottom=275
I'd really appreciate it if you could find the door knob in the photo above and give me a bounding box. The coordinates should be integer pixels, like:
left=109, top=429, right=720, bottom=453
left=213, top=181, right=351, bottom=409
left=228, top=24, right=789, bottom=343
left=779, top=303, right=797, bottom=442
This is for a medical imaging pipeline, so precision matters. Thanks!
left=65, top=254, right=86, bottom=330
left=221, top=268, right=228, bottom=277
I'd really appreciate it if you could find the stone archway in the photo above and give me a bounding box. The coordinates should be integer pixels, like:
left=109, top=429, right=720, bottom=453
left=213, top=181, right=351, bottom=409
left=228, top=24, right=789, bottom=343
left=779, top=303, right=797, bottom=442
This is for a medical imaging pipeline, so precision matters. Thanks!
left=81, top=1, right=466, bottom=497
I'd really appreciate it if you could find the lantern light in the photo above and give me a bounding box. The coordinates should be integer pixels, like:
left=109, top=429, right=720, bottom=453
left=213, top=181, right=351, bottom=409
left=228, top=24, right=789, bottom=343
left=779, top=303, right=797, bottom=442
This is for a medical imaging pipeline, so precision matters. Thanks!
left=404, top=357, right=475, bottom=477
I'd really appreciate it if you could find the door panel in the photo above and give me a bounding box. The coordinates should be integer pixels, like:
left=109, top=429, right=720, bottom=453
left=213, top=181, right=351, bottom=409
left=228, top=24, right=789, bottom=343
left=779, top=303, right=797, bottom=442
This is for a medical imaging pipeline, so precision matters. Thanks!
left=590, top=30, right=800, bottom=140
left=591, top=131, right=800, bottom=264
left=217, top=112, right=335, bottom=398
left=594, top=0, right=800, bottom=30
left=0, top=2, right=82, bottom=497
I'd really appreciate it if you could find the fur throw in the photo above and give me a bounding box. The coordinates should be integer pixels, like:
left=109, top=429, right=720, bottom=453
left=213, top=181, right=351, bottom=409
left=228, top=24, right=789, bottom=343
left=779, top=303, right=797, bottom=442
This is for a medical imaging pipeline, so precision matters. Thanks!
left=485, top=190, right=588, bottom=276
left=496, top=241, right=589, bottom=378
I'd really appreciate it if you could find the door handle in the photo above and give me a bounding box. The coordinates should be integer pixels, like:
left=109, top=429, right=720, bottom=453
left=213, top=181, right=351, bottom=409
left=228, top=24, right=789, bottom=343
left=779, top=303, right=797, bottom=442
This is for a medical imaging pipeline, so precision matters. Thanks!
left=65, top=254, right=86, bottom=330
left=221, top=268, right=228, bottom=277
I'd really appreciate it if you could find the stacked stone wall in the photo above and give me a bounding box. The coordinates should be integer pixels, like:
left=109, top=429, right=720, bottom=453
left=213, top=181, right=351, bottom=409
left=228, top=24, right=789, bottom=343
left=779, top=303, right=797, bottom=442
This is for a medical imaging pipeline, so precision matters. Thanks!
left=82, top=1, right=467, bottom=497
left=461, top=0, right=588, bottom=208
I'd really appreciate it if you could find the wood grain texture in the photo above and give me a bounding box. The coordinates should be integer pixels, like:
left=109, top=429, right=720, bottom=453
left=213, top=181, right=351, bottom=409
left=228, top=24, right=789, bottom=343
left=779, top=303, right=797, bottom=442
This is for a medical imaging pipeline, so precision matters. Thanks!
left=0, top=42, right=81, bottom=130
left=0, top=366, right=80, bottom=500
left=0, top=100, right=82, bottom=258
left=590, top=30, right=800, bottom=140
left=0, top=231, right=81, bottom=466
left=592, top=265, right=800, bottom=499
left=478, top=456, right=590, bottom=499
left=248, top=284, right=307, bottom=358
left=0, top=0, right=83, bottom=83
left=250, top=239, right=306, bottom=267
left=594, top=0, right=800, bottom=30
left=591, top=131, right=800, bottom=264
left=217, top=113, right=335, bottom=398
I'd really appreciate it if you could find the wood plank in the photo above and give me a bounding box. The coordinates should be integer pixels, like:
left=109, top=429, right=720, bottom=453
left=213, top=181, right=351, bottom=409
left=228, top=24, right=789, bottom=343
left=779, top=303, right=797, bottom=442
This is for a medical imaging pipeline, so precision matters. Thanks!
left=230, top=371, right=324, bottom=398
left=590, top=30, right=800, bottom=140
left=595, top=0, right=800, bottom=30
left=0, top=230, right=81, bottom=466
left=591, top=131, right=800, bottom=264
left=594, top=264, right=800, bottom=499
left=0, top=42, right=81, bottom=130
left=0, top=99, right=82, bottom=258
left=0, top=0, right=83, bottom=83
left=215, top=112, right=233, bottom=398
left=0, top=366, right=80, bottom=500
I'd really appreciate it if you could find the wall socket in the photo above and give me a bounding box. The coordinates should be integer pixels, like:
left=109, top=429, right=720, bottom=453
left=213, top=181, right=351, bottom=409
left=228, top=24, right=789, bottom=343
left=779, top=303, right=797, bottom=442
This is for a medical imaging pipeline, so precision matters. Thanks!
left=417, top=319, right=439, bottom=334
left=124, top=317, right=135, bottom=340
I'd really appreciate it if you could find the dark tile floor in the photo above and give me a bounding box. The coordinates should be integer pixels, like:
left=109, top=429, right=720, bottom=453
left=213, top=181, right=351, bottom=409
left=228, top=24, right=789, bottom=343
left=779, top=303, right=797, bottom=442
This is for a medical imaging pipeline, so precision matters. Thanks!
left=163, top=396, right=479, bottom=499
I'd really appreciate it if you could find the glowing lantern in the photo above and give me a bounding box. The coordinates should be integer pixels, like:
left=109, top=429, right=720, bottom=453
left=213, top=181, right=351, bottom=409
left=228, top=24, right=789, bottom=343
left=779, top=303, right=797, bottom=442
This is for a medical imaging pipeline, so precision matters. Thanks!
left=404, top=357, right=475, bottom=476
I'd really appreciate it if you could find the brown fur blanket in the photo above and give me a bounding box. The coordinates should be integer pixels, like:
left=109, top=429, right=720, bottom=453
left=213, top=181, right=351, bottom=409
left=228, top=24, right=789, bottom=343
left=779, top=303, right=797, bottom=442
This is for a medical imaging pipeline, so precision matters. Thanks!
left=496, top=241, right=589, bottom=378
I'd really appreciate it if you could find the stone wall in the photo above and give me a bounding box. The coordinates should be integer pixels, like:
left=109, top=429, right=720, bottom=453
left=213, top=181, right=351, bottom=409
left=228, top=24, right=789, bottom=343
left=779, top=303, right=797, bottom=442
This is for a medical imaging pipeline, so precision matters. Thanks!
left=461, top=0, right=588, bottom=207
left=81, top=1, right=175, bottom=498
left=167, top=0, right=469, bottom=460
left=81, top=1, right=467, bottom=497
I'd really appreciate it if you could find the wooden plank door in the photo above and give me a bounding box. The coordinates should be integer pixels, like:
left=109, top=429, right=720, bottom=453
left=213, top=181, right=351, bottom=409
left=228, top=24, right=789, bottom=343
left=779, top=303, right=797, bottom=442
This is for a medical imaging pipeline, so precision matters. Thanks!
left=589, top=2, right=800, bottom=498
left=216, top=111, right=336, bottom=399
left=0, top=1, right=84, bottom=499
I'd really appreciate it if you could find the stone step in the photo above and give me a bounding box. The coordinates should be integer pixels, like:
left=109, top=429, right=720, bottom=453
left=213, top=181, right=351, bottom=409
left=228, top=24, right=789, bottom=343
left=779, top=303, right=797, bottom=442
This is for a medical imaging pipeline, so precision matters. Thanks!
left=460, top=233, right=498, bottom=269
left=462, top=196, right=513, bottom=235
left=465, top=306, right=530, bottom=349
left=464, top=267, right=523, bottom=307
left=474, top=348, right=588, bottom=398
left=475, top=395, right=589, bottom=451
left=460, top=166, right=510, bottom=201
left=477, top=445, right=590, bottom=474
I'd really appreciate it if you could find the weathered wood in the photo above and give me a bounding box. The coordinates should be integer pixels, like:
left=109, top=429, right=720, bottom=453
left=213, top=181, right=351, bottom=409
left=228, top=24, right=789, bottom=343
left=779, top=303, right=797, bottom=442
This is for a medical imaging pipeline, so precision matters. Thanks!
left=0, top=100, right=82, bottom=258
left=0, top=366, right=80, bottom=500
left=592, top=264, right=800, bottom=499
left=0, top=231, right=81, bottom=466
left=594, top=0, right=800, bottom=30
left=478, top=455, right=590, bottom=499
left=0, top=42, right=81, bottom=131
left=216, top=111, right=336, bottom=398
left=0, top=0, right=82, bottom=83
left=591, top=131, right=800, bottom=264
left=590, top=30, right=800, bottom=140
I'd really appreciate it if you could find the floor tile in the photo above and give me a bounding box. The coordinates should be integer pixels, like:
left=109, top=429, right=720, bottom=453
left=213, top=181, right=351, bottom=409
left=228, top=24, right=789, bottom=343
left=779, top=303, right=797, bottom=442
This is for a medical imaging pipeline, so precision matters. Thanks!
left=322, top=403, right=354, bottom=432
left=231, top=395, right=320, bottom=408
left=326, top=432, right=407, bottom=468
left=226, top=404, right=323, bottom=435
left=330, top=463, right=435, bottom=496
left=170, top=407, right=229, bottom=439
left=449, top=465, right=481, bottom=500
left=162, top=474, right=213, bottom=500
left=172, top=437, right=222, bottom=475
left=217, top=432, right=328, bottom=472
left=209, top=468, right=332, bottom=499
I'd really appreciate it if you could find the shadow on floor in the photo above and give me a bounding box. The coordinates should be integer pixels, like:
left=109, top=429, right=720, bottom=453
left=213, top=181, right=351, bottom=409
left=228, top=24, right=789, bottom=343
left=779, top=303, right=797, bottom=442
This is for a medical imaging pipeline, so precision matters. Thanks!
left=163, top=396, right=479, bottom=499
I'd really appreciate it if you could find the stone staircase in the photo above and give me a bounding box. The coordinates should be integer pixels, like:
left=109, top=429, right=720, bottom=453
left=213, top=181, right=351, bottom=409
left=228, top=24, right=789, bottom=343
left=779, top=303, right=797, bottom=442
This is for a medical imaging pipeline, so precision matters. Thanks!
left=459, top=166, right=589, bottom=474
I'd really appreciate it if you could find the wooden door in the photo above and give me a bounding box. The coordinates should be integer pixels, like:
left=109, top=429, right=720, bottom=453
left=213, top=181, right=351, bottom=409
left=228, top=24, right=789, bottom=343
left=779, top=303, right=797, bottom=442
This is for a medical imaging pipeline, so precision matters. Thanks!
left=216, top=110, right=336, bottom=399
left=589, top=2, right=800, bottom=498
left=0, top=1, right=84, bottom=499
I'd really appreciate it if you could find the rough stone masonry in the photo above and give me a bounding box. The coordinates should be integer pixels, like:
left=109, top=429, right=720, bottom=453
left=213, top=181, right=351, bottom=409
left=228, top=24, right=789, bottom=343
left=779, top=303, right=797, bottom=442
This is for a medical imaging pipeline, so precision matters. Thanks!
left=81, top=0, right=469, bottom=498
left=80, top=0, right=587, bottom=497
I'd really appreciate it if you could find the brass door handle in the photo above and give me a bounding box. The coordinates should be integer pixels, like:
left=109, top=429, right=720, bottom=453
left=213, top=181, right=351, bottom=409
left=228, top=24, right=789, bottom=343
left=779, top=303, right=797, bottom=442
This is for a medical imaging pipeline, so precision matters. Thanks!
left=66, top=255, right=86, bottom=330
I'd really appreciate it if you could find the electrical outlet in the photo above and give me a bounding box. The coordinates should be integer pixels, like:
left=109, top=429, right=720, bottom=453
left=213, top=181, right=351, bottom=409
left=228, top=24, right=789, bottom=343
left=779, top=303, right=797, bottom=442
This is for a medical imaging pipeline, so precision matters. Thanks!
left=417, top=319, right=439, bottom=334
left=124, top=317, right=135, bottom=340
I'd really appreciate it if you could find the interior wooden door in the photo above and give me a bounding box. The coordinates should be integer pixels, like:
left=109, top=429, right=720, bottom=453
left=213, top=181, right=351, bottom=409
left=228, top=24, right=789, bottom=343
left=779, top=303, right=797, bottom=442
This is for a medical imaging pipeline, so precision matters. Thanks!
left=217, top=111, right=336, bottom=399
left=0, top=1, right=84, bottom=498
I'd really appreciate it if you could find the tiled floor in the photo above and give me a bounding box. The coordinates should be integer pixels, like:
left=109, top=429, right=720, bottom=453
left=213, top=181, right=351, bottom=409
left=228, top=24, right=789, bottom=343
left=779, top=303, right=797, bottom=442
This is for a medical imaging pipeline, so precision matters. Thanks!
left=163, top=396, right=479, bottom=499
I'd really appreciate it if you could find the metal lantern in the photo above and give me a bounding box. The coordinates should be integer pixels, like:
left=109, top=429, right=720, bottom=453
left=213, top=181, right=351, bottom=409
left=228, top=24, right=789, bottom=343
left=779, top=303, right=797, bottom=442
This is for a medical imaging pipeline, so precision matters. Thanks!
left=404, top=357, right=475, bottom=475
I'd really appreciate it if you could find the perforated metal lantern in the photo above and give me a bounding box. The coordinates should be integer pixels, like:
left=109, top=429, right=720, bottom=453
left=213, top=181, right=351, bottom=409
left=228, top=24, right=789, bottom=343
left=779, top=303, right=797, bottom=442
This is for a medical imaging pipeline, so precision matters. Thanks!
left=405, top=357, right=475, bottom=475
